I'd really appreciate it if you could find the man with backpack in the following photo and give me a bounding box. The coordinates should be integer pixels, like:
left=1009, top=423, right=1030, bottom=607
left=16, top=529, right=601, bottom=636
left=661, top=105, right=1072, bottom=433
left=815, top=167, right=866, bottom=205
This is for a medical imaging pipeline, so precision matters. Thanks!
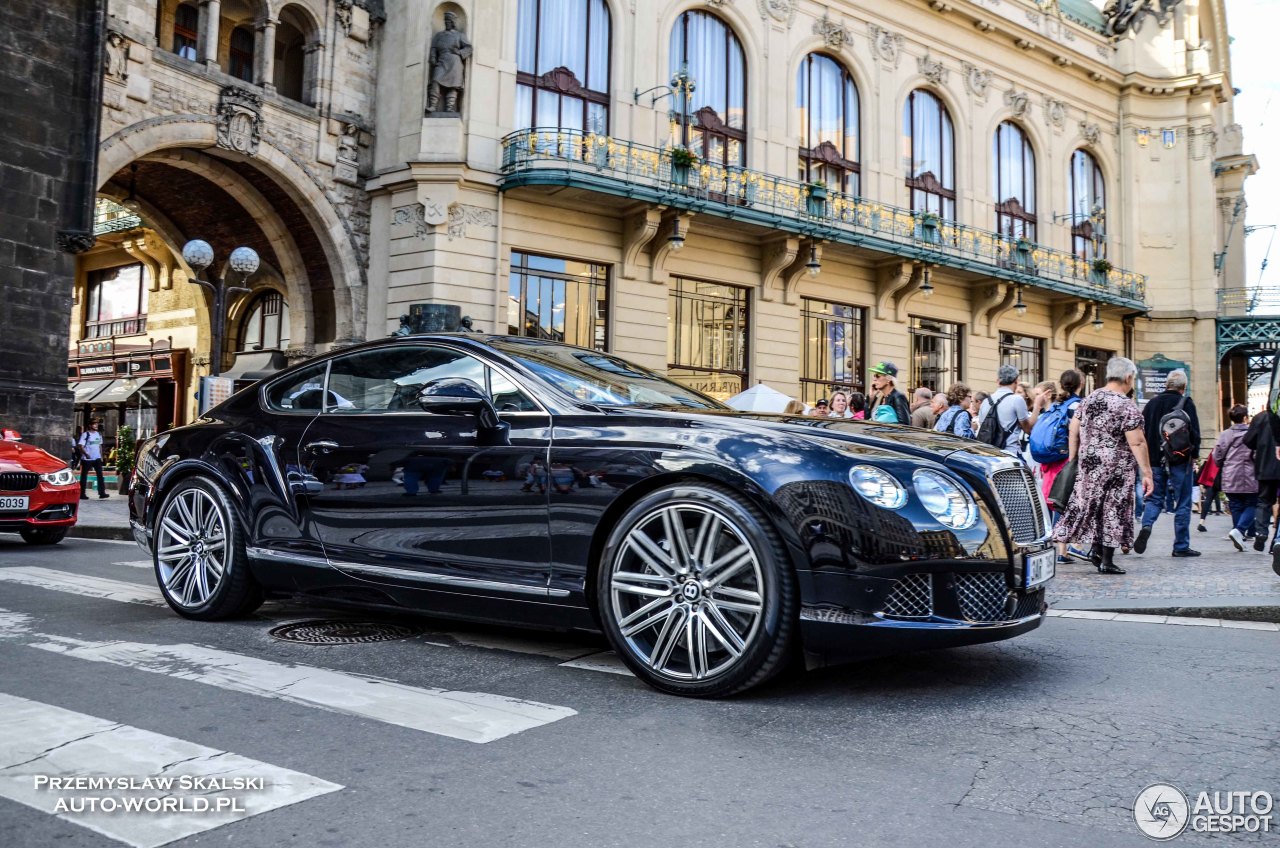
left=1134, top=369, right=1201, bottom=556
left=976, top=365, right=1041, bottom=460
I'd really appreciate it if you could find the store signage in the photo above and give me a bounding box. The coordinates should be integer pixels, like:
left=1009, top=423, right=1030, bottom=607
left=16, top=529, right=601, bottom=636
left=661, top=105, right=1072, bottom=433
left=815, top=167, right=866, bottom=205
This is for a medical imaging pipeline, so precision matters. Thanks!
left=80, top=365, right=113, bottom=376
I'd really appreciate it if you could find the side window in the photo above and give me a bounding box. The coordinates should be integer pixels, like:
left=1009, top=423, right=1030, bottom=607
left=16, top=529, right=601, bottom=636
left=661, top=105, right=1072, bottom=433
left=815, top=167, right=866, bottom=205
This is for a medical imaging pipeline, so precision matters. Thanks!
left=264, top=361, right=329, bottom=412
left=322, top=346, right=536, bottom=413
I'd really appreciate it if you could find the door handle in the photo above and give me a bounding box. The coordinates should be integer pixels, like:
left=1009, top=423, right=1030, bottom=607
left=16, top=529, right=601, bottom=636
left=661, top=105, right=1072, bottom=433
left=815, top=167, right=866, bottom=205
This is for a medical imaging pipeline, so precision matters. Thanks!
left=304, top=440, right=340, bottom=454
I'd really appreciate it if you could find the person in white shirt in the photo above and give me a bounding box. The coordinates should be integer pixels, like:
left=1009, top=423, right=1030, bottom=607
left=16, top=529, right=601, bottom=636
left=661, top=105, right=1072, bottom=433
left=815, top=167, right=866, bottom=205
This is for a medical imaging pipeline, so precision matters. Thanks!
left=77, top=420, right=108, bottom=499
left=978, top=365, right=1043, bottom=460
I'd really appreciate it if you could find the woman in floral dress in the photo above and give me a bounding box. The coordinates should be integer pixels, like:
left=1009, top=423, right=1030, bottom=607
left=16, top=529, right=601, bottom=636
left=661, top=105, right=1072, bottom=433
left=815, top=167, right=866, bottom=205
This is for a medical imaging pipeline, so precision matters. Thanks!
left=1052, top=357, right=1154, bottom=574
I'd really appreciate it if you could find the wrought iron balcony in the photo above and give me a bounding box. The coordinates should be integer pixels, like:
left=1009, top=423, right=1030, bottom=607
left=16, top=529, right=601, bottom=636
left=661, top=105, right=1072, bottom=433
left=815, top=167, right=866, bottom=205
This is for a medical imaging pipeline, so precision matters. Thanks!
left=1218, top=286, right=1280, bottom=317
left=499, top=129, right=1147, bottom=309
left=93, top=198, right=142, bottom=236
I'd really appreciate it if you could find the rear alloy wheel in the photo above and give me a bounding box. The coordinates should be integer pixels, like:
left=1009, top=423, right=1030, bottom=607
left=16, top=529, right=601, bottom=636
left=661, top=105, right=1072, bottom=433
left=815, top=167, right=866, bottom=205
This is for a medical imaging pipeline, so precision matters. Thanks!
left=154, top=477, right=263, bottom=620
left=598, top=483, right=796, bottom=697
left=19, top=528, right=67, bottom=546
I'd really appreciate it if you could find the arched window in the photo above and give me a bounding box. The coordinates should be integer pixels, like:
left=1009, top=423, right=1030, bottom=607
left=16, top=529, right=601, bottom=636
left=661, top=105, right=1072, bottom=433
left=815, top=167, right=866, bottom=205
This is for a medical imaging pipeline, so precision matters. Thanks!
left=229, top=26, right=255, bottom=82
left=172, top=3, right=199, bottom=60
left=904, top=89, right=955, bottom=219
left=516, top=0, right=611, bottom=133
left=994, top=121, right=1036, bottom=240
left=274, top=6, right=316, bottom=103
left=797, top=53, right=859, bottom=195
left=239, top=291, right=290, bottom=352
left=1070, top=149, right=1106, bottom=260
left=670, top=11, right=746, bottom=167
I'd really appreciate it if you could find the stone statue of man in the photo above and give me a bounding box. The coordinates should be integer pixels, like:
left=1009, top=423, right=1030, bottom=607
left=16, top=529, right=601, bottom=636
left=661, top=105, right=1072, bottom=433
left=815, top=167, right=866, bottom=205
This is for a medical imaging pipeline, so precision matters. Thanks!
left=426, top=12, right=472, bottom=115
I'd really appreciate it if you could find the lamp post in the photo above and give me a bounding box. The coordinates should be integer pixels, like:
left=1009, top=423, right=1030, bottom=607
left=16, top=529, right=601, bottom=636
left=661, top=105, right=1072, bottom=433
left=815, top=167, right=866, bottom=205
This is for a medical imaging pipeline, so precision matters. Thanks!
left=181, top=240, right=259, bottom=377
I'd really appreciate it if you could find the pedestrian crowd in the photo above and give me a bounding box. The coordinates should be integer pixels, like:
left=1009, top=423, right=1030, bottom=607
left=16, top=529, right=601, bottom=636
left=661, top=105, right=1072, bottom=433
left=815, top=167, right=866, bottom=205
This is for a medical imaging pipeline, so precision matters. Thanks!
left=785, top=355, right=1279, bottom=576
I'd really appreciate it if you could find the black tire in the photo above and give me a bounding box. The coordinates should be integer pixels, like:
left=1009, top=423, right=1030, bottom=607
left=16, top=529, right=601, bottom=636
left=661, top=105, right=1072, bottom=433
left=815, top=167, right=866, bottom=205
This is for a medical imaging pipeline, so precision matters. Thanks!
left=596, top=482, right=797, bottom=697
left=153, top=477, right=263, bottom=620
left=20, top=527, right=67, bottom=546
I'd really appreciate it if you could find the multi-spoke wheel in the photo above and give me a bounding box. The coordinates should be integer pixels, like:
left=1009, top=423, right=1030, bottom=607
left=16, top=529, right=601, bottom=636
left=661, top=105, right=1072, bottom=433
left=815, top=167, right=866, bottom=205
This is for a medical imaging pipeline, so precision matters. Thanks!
left=153, top=477, right=262, bottom=620
left=598, top=483, right=796, bottom=697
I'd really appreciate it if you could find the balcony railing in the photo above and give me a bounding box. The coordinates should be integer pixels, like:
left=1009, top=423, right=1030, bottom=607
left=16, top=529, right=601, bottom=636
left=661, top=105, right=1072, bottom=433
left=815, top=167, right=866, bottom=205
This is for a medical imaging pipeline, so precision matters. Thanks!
left=1218, top=287, right=1280, bottom=317
left=500, top=129, right=1147, bottom=309
left=85, top=317, right=147, bottom=339
left=93, top=198, right=142, bottom=236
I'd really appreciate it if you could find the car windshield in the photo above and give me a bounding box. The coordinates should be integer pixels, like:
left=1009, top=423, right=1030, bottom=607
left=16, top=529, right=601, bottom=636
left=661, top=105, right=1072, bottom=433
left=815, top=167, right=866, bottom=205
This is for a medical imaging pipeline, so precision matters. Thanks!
left=492, top=341, right=725, bottom=410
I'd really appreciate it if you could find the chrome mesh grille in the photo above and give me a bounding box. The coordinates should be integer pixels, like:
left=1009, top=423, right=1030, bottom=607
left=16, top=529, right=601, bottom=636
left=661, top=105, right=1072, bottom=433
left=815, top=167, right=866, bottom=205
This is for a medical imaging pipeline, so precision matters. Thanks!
left=881, top=573, right=933, bottom=619
left=955, top=572, right=1011, bottom=622
left=0, top=472, right=38, bottom=492
left=992, top=467, right=1046, bottom=544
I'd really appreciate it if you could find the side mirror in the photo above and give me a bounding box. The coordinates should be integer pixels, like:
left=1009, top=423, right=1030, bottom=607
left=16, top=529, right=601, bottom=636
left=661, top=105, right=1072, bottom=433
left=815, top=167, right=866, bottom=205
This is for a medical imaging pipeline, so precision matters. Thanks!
left=416, top=378, right=499, bottom=429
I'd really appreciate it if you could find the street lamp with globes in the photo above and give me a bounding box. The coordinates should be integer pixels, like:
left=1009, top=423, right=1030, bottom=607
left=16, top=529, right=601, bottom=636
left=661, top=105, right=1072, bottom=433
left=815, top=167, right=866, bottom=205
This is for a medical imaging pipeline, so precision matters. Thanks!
left=181, top=240, right=260, bottom=377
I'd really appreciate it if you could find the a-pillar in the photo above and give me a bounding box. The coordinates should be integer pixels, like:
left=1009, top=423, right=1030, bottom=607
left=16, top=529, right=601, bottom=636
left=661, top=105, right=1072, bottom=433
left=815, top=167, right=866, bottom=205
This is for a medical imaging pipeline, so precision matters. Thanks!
left=254, top=18, right=277, bottom=93
left=198, top=0, right=221, bottom=71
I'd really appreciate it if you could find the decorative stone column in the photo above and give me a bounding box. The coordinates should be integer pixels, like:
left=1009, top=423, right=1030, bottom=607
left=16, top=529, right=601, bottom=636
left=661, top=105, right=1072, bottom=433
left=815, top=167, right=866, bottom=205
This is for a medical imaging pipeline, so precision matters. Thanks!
left=254, top=18, right=277, bottom=92
left=199, top=0, right=222, bottom=71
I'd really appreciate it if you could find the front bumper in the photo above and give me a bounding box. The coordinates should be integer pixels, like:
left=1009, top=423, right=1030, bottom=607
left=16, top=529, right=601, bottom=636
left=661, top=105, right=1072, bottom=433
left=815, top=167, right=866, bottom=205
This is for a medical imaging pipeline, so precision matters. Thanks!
left=797, top=563, right=1049, bottom=664
left=0, top=486, right=79, bottom=531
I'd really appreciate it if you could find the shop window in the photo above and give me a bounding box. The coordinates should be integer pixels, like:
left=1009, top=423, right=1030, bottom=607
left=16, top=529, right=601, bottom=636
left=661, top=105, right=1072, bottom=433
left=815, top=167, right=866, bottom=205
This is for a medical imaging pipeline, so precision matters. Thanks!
left=507, top=251, right=609, bottom=351
left=800, top=298, right=864, bottom=404
left=85, top=264, right=149, bottom=339
left=909, top=316, right=961, bottom=392
left=515, top=0, right=611, bottom=134
left=670, top=10, right=746, bottom=168
left=904, top=89, right=956, bottom=219
left=240, top=291, right=290, bottom=351
left=999, top=332, right=1044, bottom=386
left=228, top=26, right=255, bottom=82
left=994, top=121, right=1037, bottom=240
left=668, top=278, right=749, bottom=400
left=797, top=53, right=860, bottom=195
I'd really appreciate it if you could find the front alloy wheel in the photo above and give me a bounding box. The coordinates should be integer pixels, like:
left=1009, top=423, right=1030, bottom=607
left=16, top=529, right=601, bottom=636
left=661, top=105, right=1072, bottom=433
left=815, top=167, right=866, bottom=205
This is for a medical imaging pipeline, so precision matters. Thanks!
left=599, top=484, right=796, bottom=696
left=154, top=477, right=262, bottom=620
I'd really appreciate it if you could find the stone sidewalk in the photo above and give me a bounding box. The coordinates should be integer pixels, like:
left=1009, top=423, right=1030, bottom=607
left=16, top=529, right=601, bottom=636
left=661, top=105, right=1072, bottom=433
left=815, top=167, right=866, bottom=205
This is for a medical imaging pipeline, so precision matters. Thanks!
left=68, top=491, right=1280, bottom=614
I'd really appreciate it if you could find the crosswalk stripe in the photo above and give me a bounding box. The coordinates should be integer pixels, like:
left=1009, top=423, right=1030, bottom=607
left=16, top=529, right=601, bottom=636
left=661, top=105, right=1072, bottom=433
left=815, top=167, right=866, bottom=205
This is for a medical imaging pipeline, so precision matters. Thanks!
left=0, top=564, right=631, bottom=676
left=0, top=608, right=575, bottom=744
left=0, top=567, right=164, bottom=606
left=113, top=560, right=153, bottom=570
left=0, top=692, right=341, bottom=848
left=559, top=651, right=634, bottom=676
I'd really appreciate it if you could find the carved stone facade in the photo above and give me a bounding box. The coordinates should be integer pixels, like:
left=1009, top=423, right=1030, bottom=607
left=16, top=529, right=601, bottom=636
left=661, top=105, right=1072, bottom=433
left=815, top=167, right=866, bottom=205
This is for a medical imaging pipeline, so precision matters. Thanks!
left=74, top=0, right=381, bottom=426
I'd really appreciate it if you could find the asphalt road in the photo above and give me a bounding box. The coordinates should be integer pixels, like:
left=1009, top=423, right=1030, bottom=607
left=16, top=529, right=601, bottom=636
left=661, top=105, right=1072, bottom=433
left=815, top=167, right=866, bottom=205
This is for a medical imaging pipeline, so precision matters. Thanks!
left=1, top=535, right=1277, bottom=848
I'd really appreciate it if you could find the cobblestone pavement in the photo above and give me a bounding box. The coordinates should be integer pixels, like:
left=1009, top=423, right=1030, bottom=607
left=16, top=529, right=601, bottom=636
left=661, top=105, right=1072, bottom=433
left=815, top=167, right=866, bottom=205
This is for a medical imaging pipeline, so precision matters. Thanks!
left=1048, top=509, right=1280, bottom=603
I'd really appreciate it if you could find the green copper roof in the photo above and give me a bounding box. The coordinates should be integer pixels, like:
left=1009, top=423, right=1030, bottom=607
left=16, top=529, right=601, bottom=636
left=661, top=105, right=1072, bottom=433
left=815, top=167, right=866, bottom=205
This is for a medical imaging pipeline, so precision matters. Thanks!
left=1059, top=0, right=1107, bottom=33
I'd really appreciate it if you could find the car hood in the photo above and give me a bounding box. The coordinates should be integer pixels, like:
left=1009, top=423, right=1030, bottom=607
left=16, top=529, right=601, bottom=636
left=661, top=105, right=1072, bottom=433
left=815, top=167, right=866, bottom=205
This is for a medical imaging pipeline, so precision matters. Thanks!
left=0, top=439, right=66, bottom=474
left=620, top=408, right=1015, bottom=473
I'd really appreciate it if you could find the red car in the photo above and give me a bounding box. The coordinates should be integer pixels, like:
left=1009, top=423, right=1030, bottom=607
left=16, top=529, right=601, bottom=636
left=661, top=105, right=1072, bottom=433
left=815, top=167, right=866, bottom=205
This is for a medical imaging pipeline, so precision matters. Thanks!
left=0, top=430, right=79, bottom=545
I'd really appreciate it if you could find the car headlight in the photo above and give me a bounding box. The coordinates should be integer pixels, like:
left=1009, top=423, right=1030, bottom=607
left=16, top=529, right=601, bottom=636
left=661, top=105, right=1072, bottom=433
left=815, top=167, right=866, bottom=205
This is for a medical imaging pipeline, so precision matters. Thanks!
left=913, top=469, right=977, bottom=530
left=39, top=467, right=76, bottom=487
left=849, top=465, right=907, bottom=509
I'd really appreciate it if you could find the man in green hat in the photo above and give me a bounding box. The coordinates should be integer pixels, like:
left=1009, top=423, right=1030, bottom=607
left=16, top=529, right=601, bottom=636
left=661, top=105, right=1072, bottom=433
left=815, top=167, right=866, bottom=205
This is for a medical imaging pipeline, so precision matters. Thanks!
left=869, top=362, right=910, bottom=425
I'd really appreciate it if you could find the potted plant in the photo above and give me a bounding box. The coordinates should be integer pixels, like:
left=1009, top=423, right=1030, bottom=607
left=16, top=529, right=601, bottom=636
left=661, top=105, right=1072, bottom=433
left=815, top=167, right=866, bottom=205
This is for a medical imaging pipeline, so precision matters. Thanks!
left=805, top=180, right=828, bottom=215
left=669, top=146, right=699, bottom=185
left=1090, top=257, right=1113, bottom=282
left=114, top=424, right=135, bottom=494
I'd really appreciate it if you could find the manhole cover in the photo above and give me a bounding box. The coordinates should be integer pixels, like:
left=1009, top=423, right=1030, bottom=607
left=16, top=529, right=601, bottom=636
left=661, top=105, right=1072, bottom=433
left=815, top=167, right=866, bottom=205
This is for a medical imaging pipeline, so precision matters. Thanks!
left=269, top=619, right=423, bottom=645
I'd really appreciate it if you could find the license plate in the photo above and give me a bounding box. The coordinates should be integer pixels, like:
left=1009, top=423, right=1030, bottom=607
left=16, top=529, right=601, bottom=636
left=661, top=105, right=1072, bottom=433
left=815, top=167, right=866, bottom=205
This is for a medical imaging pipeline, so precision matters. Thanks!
left=1024, top=549, right=1055, bottom=587
left=0, top=495, right=29, bottom=512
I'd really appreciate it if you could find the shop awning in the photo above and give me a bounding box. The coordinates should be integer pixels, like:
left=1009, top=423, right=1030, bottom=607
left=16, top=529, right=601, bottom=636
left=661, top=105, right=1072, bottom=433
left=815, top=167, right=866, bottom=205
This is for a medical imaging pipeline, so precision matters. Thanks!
left=90, top=377, right=151, bottom=405
left=71, top=379, right=113, bottom=405
left=223, top=350, right=288, bottom=383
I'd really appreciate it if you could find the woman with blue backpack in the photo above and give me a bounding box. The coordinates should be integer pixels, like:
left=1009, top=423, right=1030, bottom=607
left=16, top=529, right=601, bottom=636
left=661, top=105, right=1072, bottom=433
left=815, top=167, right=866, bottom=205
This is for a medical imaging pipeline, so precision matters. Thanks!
left=1032, top=370, right=1084, bottom=561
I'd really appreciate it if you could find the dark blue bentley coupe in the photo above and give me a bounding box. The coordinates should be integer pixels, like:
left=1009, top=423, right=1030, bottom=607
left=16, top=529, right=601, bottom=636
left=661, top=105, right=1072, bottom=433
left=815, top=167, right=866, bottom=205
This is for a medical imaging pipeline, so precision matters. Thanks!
left=130, top=335, right=1053, bottom=697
